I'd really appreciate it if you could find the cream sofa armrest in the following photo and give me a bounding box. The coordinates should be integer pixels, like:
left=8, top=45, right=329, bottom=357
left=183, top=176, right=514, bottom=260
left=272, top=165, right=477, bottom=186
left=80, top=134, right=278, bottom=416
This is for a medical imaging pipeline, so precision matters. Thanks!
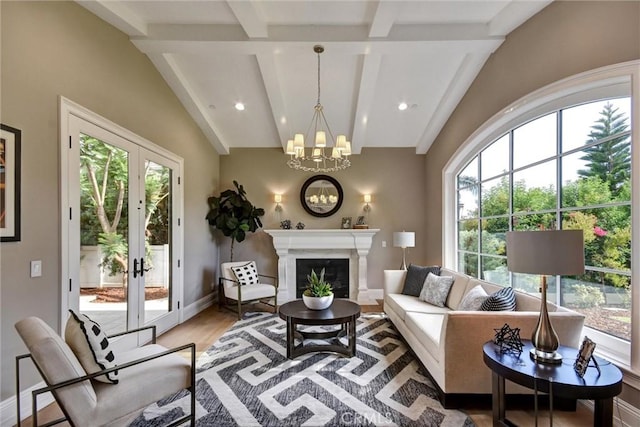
left=439, top=311, right=585, bottom=394
left=383, top=270, right=406, bottom=295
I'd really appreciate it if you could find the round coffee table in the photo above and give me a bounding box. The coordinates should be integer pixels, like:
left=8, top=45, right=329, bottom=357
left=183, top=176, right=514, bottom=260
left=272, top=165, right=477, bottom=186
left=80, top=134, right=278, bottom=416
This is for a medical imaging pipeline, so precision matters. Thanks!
left=278, top=299, right=361, bottom=359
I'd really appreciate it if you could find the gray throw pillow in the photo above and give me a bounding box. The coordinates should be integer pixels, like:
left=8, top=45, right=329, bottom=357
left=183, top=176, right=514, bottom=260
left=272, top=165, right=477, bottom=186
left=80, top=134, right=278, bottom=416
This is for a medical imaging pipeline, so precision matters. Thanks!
left=458, top=285, right=489, bottom=311
left=419, top=272, right=455, bottom=307
left=480, top=286, right=517, bottom=311
left=401, top=264, right=441, bottom=296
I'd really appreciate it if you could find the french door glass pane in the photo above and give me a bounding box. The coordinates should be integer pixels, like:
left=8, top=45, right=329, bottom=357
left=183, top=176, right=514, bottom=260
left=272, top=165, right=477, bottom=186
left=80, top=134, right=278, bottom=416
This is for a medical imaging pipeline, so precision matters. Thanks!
left=79, top=134, right=129, bottom=335
left=144, top=160, right=172, bottom=324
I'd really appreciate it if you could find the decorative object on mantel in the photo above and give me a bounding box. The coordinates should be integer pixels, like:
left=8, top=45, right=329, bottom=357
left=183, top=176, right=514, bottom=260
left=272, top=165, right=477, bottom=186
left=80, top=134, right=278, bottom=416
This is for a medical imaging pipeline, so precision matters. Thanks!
left=341, top=216, right=352, bottom=229
left=353, top=215, right=368, bottom=229
left=280, top=219, right=291, bottom=229
left=493, top=323, right=524, bottom=356
left=393, top=231, right=415, bottom=270
left=295, top=221, right=305, bottom=230
left=302, top=268, right=334, bottom=310
left=574, top=336, right=600, bottom=377
left=284, top=45, right=352, bottom=172
left=506, top=229, right=585, bottom=364
left=300, top=175, right=343, bottom=217
left=206, top=181, right=264, bottom=261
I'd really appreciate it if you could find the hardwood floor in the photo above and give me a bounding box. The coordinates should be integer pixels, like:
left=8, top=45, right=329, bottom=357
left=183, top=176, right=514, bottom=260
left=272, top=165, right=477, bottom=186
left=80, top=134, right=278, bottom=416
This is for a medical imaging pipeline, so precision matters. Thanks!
left=18, top=302, right=594, bottom=426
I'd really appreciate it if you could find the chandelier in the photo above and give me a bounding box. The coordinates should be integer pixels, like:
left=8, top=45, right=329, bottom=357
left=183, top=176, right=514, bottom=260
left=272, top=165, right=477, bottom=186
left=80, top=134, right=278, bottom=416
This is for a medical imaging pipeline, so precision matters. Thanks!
left=285, top=45, right=351, bottom=172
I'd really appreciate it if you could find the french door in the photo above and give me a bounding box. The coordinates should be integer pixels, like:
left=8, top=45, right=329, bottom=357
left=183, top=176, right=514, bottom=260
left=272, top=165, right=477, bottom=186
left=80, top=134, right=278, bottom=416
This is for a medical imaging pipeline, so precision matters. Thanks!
left=61, top=99, right=183, bottom=340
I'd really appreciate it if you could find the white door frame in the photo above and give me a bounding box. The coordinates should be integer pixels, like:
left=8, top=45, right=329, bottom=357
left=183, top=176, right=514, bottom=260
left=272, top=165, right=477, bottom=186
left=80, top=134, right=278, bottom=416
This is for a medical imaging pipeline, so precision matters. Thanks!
left=59, top=96, right=184, bottom=334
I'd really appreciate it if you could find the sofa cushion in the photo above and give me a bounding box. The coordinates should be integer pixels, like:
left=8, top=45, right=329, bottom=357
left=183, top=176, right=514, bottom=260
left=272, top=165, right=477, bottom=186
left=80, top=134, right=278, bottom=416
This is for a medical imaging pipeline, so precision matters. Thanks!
left=419, top=273, right=454, bottom=307
left=401, top=264, right=441, bottom=296
left=458, top=285, right=489, bottom=311
left=440, top=268, right=471, bottom=310
left=405, top=312, right=444, bottom=361
left=385, top=293, right=450, bottom=321
left=65, top=310, right=118, bottom=384
left=480, top=286, right=517, bottom=311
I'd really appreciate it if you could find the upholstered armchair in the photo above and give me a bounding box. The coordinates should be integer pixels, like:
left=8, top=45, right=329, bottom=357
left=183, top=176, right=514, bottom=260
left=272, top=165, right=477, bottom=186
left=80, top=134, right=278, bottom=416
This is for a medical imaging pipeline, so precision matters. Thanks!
left=219, top=261, right=278, bottom=319
left=15, top=316, right=195, bottom=427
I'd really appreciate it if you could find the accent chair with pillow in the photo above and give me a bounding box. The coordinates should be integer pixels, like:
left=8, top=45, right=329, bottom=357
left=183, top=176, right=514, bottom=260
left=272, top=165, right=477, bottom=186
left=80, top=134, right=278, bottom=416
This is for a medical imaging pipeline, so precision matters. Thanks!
left=219, top=261, right=278, bottom=319
left=15, top=314, right=195, bottom=426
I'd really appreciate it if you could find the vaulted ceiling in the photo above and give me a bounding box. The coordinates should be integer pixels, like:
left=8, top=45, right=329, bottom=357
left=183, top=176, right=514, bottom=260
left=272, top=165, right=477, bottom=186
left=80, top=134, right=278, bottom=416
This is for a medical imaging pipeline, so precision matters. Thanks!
left=78, top=1, right=551, bottom=154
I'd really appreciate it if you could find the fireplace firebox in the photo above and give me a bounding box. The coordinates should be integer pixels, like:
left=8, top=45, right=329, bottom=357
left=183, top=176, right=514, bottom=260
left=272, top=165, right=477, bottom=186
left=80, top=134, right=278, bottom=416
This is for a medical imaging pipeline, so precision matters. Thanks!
left=296, top=259, right=349, bottom=298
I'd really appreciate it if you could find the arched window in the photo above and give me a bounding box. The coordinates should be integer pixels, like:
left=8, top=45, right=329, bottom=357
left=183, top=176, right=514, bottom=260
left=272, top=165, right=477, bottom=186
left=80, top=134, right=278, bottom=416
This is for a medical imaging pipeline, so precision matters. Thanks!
left=444, top=61, right=639, bottom=371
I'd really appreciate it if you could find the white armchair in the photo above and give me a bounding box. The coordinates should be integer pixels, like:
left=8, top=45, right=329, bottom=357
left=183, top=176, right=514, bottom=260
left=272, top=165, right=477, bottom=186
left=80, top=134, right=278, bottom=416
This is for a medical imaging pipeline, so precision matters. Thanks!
left=15, top=316, right=195, bottom=427
left=219, top=261, right=278, bottom=319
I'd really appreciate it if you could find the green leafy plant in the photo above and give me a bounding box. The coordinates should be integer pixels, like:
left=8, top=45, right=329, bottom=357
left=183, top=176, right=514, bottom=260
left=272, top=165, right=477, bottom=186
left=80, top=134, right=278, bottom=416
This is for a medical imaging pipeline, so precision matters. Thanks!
left=303, top=268, right=333, bottom=297
left=206, top=180, right=265, bottom=261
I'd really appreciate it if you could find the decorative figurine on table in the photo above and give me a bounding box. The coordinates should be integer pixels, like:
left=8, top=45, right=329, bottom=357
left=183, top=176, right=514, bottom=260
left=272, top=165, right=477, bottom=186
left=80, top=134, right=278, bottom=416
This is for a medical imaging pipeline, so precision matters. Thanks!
left=296, top=222, right=305, bottom=230
left=280, top=219, right=291, bottom=229
left=493, top=323, right=524, bottom=356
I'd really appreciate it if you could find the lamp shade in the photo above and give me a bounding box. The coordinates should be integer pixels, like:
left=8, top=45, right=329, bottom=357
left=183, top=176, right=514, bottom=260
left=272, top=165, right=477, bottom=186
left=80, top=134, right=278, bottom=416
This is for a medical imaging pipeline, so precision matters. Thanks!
left=393, top=231, right=415, bottom=248
left=506, top=230, right=585, bottom=276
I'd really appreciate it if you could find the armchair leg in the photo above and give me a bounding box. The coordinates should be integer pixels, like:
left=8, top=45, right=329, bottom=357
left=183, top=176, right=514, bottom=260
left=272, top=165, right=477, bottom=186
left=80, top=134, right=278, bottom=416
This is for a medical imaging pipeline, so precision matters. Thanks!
left=237, top=298, right=242, bottom=320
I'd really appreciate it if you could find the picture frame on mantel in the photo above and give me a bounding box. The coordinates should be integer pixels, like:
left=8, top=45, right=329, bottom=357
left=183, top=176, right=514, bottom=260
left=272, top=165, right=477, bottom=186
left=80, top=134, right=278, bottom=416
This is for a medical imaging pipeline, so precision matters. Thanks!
left=1, top=124, right=21, bottom=242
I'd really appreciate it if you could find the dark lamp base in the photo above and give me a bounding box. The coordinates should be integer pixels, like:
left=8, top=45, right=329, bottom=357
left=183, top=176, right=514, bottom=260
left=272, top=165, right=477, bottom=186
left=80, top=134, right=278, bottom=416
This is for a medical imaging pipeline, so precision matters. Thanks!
left=530, top=347, right=563, bottom=364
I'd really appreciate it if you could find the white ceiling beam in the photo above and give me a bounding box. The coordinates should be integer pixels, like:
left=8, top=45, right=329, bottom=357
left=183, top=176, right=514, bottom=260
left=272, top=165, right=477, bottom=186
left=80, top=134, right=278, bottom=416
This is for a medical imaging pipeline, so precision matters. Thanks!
left=369, top=1, right=402, bottom=38
left=415, top=52, right=494, bottom=154
left=351, top=53, right=382, bottom=155
left=132, top=38, right=504, bottom=57
left=488, top=0, right=553, bottom=36
left=255, top=53, right=290, bottom=151
left=226, top=1, right=268, bottom=39
left=76, top=0, right=148, bottom=36
left=146, top=53, right=229, bottom=154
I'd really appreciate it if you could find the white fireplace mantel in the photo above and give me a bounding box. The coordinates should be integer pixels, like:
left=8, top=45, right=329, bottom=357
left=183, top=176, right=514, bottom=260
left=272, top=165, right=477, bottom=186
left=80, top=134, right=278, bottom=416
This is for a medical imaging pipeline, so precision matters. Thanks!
left=264, top=229, right=379, bottom=304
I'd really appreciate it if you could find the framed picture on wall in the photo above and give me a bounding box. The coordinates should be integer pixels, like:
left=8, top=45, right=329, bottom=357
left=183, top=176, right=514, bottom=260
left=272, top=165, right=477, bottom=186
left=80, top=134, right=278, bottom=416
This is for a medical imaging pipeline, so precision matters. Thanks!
left=1, top=124, right=21, bottom=242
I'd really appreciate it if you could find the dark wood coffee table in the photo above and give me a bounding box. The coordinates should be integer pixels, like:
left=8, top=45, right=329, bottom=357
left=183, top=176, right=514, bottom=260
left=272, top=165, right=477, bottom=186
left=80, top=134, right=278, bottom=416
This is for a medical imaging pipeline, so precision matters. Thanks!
left=483, top=340, right=623, bottom=426
left=278, top=299, right=361, bottom=359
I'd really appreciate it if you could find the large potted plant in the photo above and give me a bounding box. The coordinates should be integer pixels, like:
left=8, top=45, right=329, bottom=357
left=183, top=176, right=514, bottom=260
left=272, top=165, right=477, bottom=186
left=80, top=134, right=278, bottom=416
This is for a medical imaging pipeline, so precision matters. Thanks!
left=206, top=181, right=265, bottom=261
left=302, top=268, right=334, bottom=310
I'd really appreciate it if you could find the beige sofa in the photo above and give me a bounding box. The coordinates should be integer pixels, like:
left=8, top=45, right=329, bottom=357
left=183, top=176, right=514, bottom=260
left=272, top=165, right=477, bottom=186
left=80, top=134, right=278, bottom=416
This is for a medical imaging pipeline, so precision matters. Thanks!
left=383, top=268, right=585, bottom=408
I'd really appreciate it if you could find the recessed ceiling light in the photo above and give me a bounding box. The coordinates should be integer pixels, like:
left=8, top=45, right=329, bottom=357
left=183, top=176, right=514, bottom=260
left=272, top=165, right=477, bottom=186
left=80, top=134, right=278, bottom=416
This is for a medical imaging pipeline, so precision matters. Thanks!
left=234, top=102, right=245, bottom=111
left=398, top=102, right=408, bottom=111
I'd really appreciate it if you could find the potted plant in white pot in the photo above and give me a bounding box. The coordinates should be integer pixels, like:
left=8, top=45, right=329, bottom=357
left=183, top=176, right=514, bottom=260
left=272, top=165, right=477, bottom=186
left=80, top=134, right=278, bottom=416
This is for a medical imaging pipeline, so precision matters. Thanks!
left=302, top=268, right=334, bottom=310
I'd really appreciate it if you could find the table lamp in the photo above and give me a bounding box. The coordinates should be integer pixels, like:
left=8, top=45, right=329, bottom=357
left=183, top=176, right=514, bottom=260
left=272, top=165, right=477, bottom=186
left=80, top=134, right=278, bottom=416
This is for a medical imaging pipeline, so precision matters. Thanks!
left=393, top=231, right=415, bottom=270
left=506, top=230, right=584, bottom=364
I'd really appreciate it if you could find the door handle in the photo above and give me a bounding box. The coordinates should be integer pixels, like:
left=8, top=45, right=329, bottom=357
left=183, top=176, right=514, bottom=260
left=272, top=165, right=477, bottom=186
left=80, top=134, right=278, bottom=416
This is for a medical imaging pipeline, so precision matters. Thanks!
left=140, top=258, right=145, bottom=277
left=133, top=258, right=139, bottom=278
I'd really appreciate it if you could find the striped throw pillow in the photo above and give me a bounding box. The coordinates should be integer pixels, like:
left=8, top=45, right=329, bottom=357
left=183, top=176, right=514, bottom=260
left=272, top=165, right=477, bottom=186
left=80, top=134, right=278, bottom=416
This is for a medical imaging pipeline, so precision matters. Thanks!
left=480, top=286, right=516, bottom=311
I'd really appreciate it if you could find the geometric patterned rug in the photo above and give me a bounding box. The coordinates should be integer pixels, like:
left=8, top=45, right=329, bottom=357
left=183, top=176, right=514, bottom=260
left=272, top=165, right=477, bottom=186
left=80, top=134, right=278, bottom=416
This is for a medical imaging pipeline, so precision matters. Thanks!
left=129, top=312, right=475, bottom=426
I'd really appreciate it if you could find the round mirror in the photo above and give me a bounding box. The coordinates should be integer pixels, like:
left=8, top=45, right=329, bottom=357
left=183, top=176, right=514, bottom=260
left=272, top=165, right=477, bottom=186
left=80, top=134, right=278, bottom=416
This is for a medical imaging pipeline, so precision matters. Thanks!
left=300, top=175, right=343, bottom=217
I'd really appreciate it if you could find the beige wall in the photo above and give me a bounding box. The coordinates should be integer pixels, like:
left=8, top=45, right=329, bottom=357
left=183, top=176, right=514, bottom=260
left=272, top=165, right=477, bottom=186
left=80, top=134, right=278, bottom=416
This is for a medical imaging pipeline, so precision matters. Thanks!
left=0, top=1, right=219, bottom=400
left=423, top=0, right=640, bottom=410
left=219, top=148, right=427, bottom=289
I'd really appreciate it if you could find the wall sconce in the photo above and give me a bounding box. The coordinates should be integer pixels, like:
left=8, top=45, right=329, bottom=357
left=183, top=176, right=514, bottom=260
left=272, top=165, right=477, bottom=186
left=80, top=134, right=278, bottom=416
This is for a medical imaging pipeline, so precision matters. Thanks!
left=274, top=194, right=283, bottom=212
left=363, top=194, right=371, bottom=212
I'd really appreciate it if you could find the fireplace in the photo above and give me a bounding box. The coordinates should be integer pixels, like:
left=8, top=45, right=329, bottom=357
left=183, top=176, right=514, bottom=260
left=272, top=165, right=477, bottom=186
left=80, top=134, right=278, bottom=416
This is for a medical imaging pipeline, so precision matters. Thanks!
left=296, top=258, right=349, bottom=298
left=264, top=228, right=379, bottom=303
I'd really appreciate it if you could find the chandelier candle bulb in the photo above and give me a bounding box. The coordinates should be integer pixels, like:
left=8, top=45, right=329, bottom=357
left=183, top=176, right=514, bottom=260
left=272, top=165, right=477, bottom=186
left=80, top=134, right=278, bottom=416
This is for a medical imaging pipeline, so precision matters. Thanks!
left=286, top=140, right=295, bottom=155
left=315, top=131, right=326, bottom=147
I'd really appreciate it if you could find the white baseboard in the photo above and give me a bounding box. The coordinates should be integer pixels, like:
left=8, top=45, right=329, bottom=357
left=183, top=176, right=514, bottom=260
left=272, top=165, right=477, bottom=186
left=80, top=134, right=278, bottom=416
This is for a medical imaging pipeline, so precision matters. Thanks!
left=182, top=292, right=216, bottom=321
left=580, top=397, right=640, bottom=427
left=1, top=382, right=55, bottom=426
left=367, top=289, right=384, bottom=301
